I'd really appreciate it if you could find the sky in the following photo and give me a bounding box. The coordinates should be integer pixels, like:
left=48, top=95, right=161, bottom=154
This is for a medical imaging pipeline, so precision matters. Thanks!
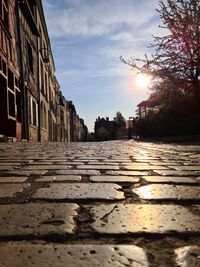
left=43, top=0, right=165, bottom=132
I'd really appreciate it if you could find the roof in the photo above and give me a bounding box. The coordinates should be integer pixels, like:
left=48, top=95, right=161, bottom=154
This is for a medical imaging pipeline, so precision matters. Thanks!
left=137, top=98, right=158, bottom=108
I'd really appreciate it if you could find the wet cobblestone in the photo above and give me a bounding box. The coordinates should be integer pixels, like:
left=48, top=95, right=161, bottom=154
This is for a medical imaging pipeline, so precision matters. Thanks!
left=0, top=140, right=200, bottom=266
left=31, top=183, right=125, bottom=200
left=0, top=243, right=149, bottom=267
left=132, top=184, right=200, bottom=200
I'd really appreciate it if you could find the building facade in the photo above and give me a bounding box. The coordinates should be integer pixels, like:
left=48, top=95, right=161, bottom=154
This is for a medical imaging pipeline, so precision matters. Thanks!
left=0, top=0, right=87, bottom=142
left=17, top=0, right=40, bottom=142
left=0, top=0, right=21, bottom=141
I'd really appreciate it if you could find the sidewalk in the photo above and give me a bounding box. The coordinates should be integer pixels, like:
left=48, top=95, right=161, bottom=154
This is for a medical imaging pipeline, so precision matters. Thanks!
left=0, top=140, right=199, bottom=266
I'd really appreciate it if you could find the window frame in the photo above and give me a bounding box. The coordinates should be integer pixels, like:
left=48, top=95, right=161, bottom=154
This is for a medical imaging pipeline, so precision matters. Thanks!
left=30, top=96, right=38, bottom=127
left=27, top=41, right=34, bottom=74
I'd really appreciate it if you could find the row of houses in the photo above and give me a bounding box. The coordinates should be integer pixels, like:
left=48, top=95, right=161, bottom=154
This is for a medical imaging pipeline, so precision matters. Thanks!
left=0, top=0, right=87, bottom=142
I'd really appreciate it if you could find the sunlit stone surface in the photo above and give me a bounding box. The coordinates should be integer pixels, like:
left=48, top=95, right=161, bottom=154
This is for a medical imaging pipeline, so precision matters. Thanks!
left=172, top=166, right=200, bottom=171
left=154, top=170, right=200, bottom=176
left=132, top=184, right=200, bottom=200
left=175, top=246, right=200, bottom=267
left=87, top=204, right=200, bottom=234
left=32, top=183, right=125, bottom=200
left=142, top=176, right=198, bottom=184
left=55, top=170, right=100, bottom=175
left=0, top=203, right=78, bottom=236
left=36, top=175, right=81, bottom=182
left=90, top=175, right=139, bottom=183
left=121, top=164, right=168, bottom=170
left=0, top=244, right=149, bottom=267
left=106, top=171, right=148, bottom=176
left=0, top=184, right=30, bottom=197
left=76, top=165, right=119, bottom=170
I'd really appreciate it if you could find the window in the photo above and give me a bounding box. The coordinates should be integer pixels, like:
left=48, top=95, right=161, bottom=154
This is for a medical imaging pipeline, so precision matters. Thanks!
left=30, top=97, right=38, bottom=126
left=15, top=78, right=21, bottom=122
left=28, top=0, right=35, bottom=18
left=45, top=72, right=48, bottom=99
left=0, top=0, right=9, bottom=28
left=16, top=90, right=21, bottom=122
left=32, top=100, right=37, bottom=125
left=44, top=105, right=47, bottom=129
left=40, top=101, right=47, bottom=129
left=0, top=73, right=7, bottom=120
left=40, top=61, right=44, bottom=94
left=8, top=68, right=14, bottom=91
left=40, top=101, right=44, bottom=127
left=60, top=110, right=64, bottom=124
left=8, top=90, right=15, bottom=118
left=27, top=41, right=34, bottom=74
left=2, top=58, right=6, bottom=76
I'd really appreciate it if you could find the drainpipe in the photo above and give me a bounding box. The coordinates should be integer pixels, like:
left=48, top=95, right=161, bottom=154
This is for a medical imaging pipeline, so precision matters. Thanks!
left=15, top=1, right=29, bottom=141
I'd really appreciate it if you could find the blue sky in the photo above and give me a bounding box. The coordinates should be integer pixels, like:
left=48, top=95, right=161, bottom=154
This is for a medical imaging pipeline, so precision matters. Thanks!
left=43, top=0, right=164, bottom=132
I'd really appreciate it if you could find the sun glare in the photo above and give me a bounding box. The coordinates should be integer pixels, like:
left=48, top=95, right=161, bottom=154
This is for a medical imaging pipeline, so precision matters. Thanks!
left=135, top=73, right=151, bottom=89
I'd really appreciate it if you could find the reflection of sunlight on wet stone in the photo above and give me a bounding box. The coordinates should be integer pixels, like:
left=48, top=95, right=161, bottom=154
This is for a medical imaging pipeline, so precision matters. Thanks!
left=132, top=184, right=200, bottom=200
left=88, top=204, right=200, bottom=234
left=135, top=185, right=153, bottom=199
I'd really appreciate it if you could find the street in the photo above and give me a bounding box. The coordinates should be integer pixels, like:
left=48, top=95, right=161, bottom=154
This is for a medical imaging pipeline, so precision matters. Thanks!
left=0, top=140, right=199, bottom=266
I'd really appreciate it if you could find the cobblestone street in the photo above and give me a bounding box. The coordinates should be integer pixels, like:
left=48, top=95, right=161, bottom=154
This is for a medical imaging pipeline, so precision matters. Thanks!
left=0, top=140, right=200, bottom=266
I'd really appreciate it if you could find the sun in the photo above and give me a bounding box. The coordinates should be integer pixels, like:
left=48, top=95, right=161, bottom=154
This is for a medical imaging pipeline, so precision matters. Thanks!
left=135, top=73, right=151, bottom=89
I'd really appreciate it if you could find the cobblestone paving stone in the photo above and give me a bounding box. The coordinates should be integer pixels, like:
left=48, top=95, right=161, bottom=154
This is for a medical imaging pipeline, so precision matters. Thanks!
left=0, top=140, right=200, bottom=266
left=0, top=183, right=30, bottom=197
left=31, top=183, right=125, bottom=200
left=36, top=175, right=82, bottom=182
left=0, top=176, right=28, bottom=183
left=0, top=203, right=78, bottom=236
left=0, top=243, right=149, bottom=267
left=132, top=184, right=200, bottom=200
left=87, top=204, right=200, bottom=234
left=142, top=176, right=198, bottom=184
left=175, top=246, right=200, bottom=267
left=90, top=175, right=140, bottom=183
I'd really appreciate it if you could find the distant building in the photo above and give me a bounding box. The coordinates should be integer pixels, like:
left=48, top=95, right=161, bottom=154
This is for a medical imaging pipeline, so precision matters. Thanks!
left=94, top=116, right=128, bottom=141
left=69, top=101, right=88, bottom=142
left=136, top=98, right=160, bottom=119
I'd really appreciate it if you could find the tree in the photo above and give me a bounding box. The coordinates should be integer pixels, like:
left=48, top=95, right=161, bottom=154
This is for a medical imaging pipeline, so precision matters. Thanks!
left=120, top=0, right=200, bottom=104
left=96, top=127, right=110, bottom=141
left=114, top=112, right=126, bottom=128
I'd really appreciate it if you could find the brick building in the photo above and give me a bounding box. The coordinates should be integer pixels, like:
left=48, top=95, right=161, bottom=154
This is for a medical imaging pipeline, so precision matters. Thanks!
left=0, top=0, right=21, bottom=141
left=0, top=0, right=87, bottom=142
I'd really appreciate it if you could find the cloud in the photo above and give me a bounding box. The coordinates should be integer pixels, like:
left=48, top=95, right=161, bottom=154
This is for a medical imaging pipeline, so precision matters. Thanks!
left=43, top=0, right=160, bottom=38
left=42, top=0, right=164, bottom=131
